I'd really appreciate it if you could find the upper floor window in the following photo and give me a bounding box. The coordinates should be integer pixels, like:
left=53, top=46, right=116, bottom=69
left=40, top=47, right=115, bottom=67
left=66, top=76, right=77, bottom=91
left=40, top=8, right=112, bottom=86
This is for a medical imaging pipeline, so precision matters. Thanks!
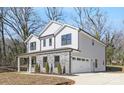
left=92, top=39, right=94, bottom=46
left=43, top=39, right=46, bottom=47
left=49, top=38, right=52, bottom=46
left=30, top=42, right=36, bottom=50
left=61, top=33, right=71, bottom=45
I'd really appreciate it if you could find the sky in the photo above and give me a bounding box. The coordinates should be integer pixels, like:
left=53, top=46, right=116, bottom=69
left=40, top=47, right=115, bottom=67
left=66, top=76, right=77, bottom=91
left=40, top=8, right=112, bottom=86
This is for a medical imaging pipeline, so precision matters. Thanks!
left=6, top=7, right=124, bottom=38
left=35, top=7, right=124, bottom=31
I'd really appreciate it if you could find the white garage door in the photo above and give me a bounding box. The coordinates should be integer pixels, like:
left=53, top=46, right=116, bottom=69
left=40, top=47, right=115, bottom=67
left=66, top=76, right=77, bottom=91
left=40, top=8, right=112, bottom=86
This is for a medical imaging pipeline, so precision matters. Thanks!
left=71, top=57, right=91, bottom=73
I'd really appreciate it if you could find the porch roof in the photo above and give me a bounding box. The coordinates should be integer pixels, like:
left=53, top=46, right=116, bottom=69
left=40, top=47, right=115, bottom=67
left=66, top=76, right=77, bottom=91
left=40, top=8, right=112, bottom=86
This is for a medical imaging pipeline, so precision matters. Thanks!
left=18, top=48, right=78, bottom=58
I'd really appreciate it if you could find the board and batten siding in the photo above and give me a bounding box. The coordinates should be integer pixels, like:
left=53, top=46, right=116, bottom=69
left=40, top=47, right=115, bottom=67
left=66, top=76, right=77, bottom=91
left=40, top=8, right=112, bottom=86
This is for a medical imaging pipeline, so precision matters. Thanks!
left=41, top=37, right=55, bottom=50
left=40, top=23, right=62, bottom=37
left=71, top=31, right=105, bottom=72
left=27, top=36, right=40, bottom=53
left=55, top=26, right=78, bottom=50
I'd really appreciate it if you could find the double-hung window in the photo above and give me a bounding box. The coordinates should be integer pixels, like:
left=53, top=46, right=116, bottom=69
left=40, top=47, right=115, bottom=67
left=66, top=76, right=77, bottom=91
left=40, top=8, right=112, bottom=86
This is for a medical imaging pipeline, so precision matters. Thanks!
left=43, top=39, right=46, bottom=47
left=30, top=42, right=36, bottom=50
left=54, top=56, right=60, bottom=67
left=49, top=38, right=52, bottom=46
left=43, top=56, right=47, bottom=67
left=61, top=33, right=71, bottom=45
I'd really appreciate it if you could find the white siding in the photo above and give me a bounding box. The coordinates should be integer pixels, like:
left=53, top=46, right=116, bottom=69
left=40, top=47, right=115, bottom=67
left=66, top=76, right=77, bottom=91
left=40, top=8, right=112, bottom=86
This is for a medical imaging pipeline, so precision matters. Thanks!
left=55, top=26, right=78, bottom=50
left=27, top=36, right=40, bottom=53
left=41, top=23, right=62, bottom=37
left=71, top=31, right=105, bottom=73
left=41, top=37, right=55, bottom=50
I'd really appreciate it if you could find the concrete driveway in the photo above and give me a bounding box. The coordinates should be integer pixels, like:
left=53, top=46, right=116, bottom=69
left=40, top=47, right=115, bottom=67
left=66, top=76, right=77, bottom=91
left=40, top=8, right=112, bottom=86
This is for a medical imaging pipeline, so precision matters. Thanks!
left=21, top=72, right=124, bottom=85
left=62, top=72, right=124, bottom=85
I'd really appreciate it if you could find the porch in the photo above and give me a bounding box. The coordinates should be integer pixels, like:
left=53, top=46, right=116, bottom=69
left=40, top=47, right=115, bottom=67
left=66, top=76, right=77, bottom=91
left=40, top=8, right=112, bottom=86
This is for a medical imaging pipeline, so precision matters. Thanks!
left=17, top=54, right=37, bottom=73
left=17, top=48, right=73, bottom=74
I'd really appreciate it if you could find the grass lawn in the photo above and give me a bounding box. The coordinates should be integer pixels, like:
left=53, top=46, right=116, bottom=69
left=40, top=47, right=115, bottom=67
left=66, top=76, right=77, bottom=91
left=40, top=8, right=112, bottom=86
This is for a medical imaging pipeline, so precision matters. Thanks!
left=0, top=72, right=74, bottom=85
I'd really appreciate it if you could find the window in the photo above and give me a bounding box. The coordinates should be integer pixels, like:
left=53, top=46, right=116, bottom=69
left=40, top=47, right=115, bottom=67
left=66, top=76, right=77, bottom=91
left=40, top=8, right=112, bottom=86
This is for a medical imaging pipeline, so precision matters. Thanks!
left=32, top=56, right=36, bottom=67
left=86, top=59, right=89, bottom=61
left=43, top=39, right=46, bottom=47
left=54, top=56, right=60, bottom=67
left=103, top=60, right=104, bottom=65
left=72, top=57, right=76, bottom=60
left=92, top=39, right=94, bottom=46
left=30, top=42, right=36, bottom=50
left=82, top=59, right=85, bottom=61
left=95, top=59, right=98, bottom=68
left=77, top=58, right=81, bottom=61
left=61, top=33, right=71, bottom=45
left=49, top=38, right=52, bottom=46
left=43, top=56, right=47, bottom=67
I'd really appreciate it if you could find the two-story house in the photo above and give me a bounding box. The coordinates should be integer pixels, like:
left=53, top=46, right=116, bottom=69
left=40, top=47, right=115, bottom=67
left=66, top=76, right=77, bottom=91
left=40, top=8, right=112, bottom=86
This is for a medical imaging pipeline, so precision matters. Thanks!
left=17, top=21, right=106, bottom=74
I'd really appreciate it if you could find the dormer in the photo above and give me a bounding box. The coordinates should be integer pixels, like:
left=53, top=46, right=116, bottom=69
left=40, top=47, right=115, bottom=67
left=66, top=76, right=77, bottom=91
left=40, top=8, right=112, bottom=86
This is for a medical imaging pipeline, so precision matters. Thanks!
left=39, top=21, right=63, bottom=50
left=39, top=21, right=63, bottom=37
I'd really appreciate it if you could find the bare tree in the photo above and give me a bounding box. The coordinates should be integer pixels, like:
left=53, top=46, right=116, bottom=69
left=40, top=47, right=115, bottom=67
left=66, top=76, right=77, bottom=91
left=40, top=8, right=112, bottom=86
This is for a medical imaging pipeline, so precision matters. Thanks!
left=0, top=8, right=7, bottom=57
left=45, top=7, right=63, bottom=22
left=0, top=8, right=8, bottom=65
left=4, top=7, right=42, bottom=53
left=73, top=8, right=108, bottom=40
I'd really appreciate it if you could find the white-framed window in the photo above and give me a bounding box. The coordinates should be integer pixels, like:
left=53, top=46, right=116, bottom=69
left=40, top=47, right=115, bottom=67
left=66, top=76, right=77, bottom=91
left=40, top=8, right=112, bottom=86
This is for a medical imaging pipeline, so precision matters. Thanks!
left=72, top=57, right=76, bottom=60
left=30, top=42, right=36, bottom=50
left=77, top=58, right=81, bottom=61
left=43, top=56, right=47, bottom=67
left=49, top=38, right=52, bottom=46
left=54, top=56, right=60, bottom=67
left=31, top=56, right=36, bottom=67
left=86, top=59, right=89, bottom=61
left=61, top=33, right=72, bottom=45
left=92, top=39, right=94, bottom=46
left=43, top=39, right=46, bottom=47
left=103, top=60, right=104, bottom=65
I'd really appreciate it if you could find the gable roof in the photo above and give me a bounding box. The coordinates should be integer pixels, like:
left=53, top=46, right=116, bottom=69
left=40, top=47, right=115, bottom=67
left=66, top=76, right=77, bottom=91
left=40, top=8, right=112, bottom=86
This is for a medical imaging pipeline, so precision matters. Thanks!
left=39, top=20, right=63, bottom=37
left=24, top=21, right=105, bottom=47
left=79, top=28, right=106, bottom=46
left=24, top=34, right=39, bottom=43
left=54, top=23, right=106, bottom=47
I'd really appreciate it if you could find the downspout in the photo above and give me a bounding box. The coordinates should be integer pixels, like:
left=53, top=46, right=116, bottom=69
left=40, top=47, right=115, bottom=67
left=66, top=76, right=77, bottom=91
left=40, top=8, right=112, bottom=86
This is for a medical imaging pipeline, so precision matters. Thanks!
left=40, top=39, right=41, bottom=51
left=69, top=50, right=72, bottom=74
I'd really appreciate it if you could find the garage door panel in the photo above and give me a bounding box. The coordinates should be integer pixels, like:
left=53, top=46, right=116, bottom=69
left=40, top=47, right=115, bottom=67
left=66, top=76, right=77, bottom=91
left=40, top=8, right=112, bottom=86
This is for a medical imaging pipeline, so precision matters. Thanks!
left=71, top=59, right=91, bottom=73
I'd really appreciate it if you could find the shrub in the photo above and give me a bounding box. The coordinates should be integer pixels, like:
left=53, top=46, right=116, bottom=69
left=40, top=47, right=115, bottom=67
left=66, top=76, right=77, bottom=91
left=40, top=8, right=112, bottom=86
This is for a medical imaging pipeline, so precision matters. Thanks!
left=50, top=64, right=53, bottom=73
left=57, top=63, right=62, bottom=74
left=35, top=64, right=40, bottom=73
left=45, top=62, right=49, bottom=73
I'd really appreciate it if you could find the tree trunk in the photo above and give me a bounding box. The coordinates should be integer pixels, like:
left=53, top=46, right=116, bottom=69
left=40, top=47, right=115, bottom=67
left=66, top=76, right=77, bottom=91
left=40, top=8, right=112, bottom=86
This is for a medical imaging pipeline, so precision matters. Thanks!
left=0, top=8, right=6, bottom=65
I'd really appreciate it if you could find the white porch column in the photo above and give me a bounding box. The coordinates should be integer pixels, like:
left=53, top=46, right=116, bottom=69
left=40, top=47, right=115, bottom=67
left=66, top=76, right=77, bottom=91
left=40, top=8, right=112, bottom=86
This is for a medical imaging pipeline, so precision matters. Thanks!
left=17, top=57, right=20, bottom=72
left=29, top=56, right=32, bottom=73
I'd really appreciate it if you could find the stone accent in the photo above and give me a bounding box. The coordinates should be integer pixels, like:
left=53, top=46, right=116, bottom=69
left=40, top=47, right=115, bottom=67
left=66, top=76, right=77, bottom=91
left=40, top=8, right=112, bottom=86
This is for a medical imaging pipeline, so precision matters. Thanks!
left=37, top=51, right=70, bottom=74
